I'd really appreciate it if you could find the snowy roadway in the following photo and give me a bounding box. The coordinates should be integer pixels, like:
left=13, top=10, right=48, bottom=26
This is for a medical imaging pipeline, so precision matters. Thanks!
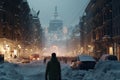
left=0, top=60, right=87, bottom=80
left=16, top=61, right=46, bottom=80
left=1, top=60, right=120, bottom=80
left=16, top=61, right=77, bottom=80
left=15, top=61, right=86, bottom=80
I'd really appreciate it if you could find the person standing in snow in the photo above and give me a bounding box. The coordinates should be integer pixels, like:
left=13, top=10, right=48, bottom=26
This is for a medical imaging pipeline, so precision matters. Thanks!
left=43, top=57, right=47, bottom=64
left=45, top=53, right=61, bottom=80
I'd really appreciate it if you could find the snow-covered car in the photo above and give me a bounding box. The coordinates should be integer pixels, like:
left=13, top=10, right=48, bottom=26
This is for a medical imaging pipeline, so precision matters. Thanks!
left=70, top=55, right=96, bottom=70
left=99, top=54, right=118, bottom=61
left=106, top=55, right=118, bottom=60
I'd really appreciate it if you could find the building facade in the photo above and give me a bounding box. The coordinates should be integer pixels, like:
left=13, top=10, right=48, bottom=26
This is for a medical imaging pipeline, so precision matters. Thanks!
left=0, top=0, right=43, bottom=60
left=0, top=0, right=24, bottom=59
left=29, top=8, right=43, bottom=53
left=79, top=0, right=120, bottom=59
left=112, top=0, right=120, bottom=60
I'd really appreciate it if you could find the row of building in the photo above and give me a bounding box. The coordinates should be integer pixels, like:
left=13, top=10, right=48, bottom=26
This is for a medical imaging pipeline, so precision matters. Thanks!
left=79, top=0, right=120, bottom=59
left=0, top=0, right=43, bottom=60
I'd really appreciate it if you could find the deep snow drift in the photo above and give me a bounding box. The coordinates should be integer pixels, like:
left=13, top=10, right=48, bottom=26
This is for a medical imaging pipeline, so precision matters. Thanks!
left=0, top=62, right=23, bottom=80
left=82, top=61, right=120, bottom=80
left=0, top=60, right=120, bottom=80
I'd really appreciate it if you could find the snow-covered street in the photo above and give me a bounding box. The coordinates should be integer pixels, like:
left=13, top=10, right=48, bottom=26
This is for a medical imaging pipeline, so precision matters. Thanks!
left=16, top=61, right=46, bottom=80
left=1, top=60, right=120, bottom=80
left=0, top=61, right=65, bottom=80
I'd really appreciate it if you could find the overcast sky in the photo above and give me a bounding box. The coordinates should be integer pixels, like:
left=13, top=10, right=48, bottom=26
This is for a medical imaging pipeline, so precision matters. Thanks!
left=27, top=0, right=90, bottom=27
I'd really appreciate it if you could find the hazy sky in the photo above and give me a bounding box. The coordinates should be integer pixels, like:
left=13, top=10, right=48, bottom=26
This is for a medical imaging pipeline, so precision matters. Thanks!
left=27, top=0, right=90, bottom=27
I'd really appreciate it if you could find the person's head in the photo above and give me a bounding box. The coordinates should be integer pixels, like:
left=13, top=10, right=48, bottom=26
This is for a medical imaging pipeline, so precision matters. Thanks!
left=51, top=53, right=58, bottom=61
left=51, top=53, right=56, bottom=58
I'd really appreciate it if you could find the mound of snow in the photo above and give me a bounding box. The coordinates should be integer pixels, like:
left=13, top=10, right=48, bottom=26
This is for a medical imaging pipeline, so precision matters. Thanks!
left=82, top=61, right=120, bottom=80
left=0, top=62, right=23, bottom=80
left=61, top=63, right=87, bottom=80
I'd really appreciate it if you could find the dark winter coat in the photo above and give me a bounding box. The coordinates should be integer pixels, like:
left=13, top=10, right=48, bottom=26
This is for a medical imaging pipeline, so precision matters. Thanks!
left=45, top=57, right=61, bottom=80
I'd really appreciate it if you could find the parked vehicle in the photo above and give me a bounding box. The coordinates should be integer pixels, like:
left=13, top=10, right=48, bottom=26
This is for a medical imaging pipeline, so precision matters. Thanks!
left=70, top=55, right=96, bottom=70
left=106, top=55, right=118, bottom=60
left=100, top=54, right=118, bottom=61
left=29, top=54, right=40, bottom=61
left=21, top=59, right=30, bottom=63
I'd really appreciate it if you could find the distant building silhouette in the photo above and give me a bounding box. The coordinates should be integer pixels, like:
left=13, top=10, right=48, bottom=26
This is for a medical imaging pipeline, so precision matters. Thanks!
left=48, top=6, right=63, bottom=32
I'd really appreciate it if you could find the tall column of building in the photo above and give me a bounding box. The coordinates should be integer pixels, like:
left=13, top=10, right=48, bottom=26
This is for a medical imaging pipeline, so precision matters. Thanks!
left=112, top=0, right=120, bottom=60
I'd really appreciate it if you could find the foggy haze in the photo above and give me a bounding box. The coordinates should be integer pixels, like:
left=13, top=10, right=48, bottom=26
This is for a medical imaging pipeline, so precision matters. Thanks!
left=27, top=0, right=90, bottom=27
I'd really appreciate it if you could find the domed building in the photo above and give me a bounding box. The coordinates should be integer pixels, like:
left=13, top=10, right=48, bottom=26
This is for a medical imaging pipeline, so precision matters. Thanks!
left=47, top=6, right=64, bottom=44
left=45, top=6, right=67, bottom=56
left=48, top=6, right=63, bottom=33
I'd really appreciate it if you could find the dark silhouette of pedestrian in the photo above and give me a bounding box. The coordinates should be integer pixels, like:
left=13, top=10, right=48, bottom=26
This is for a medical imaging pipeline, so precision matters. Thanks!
left=43, top=57, right=47, bottom=64
left=45, top=53, right=61, bottom=80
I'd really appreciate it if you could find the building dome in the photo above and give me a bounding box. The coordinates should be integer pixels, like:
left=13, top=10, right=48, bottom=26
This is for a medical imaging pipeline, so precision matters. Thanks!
left=48, top=6, right=63, bottom=32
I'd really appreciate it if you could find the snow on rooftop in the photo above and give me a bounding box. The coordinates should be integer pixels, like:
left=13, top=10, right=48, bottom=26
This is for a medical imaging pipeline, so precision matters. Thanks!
left=30, top=8, right=38, bottom=17
left=78, top=55, right=95, bottom=61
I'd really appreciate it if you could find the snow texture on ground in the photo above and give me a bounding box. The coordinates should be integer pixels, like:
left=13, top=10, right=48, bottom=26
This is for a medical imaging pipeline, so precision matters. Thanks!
left=0, top=62, right=23, bottom=80
left=1, top=60, right=120, bottom=80
left=82, top=61, right=120, bottom=80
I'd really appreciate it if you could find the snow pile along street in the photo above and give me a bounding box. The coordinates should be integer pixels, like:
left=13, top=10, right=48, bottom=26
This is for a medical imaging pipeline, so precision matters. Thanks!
left=60, top=63, right=87, bottom=80
left=62, top=67, right=87, bottom=80
left=82, top=61, right=120, bottom=80
left=0, top=62, right=23, bottom=80
left=15, top=60, right=46, bottom=80
left=1, top=61, right=120, bottom=80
